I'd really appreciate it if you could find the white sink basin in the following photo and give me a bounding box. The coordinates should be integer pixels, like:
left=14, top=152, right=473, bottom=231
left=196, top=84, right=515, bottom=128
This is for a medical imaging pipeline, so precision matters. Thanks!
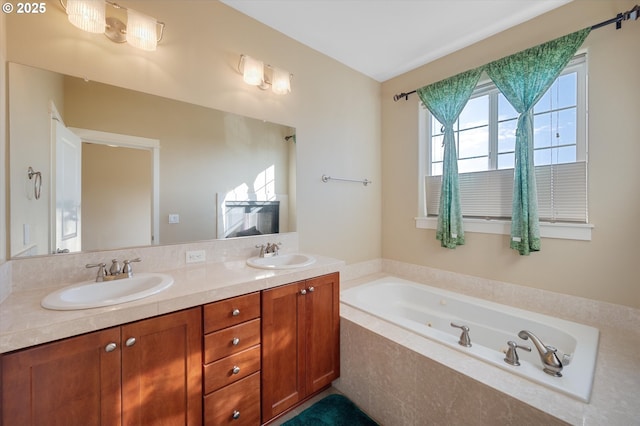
left=41, top=273, right=174, bottom=310
left=246, top=253, right=316, bottom=270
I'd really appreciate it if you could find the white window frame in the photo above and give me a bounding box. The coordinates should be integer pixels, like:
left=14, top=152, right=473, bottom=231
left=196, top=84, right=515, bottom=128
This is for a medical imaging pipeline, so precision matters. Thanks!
left=416, top=52, right=593, bottom=241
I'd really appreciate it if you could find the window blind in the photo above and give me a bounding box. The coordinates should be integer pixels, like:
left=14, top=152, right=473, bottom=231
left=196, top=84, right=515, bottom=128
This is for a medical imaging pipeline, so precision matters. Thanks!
left=425, top=161, right=587, bottom=223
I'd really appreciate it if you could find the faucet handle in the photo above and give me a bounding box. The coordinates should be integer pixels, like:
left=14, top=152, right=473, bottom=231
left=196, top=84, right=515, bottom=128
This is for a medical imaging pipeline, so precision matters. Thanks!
left=86, top=263, right=107, bottom=282
left=504, top=340, right=531, bottom=366
left=122, top=258, right=142, bottom=277
left=450, top=322, right=472, bottom=347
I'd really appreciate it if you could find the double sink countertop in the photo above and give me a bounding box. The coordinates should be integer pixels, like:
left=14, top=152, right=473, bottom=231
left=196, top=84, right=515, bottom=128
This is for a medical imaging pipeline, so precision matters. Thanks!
left=0, top=254, right=344, bottom=354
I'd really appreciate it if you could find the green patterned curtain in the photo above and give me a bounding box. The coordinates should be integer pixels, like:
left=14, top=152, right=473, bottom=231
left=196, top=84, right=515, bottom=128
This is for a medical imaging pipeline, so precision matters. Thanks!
left=485, top=28, right=590, bottom=255
left=417, top=67, right=483, bottom=248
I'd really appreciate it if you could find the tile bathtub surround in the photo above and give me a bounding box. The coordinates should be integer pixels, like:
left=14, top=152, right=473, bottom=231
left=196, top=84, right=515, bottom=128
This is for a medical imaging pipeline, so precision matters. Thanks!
left=338, top=260, right=640, bottom=425
left=335, top=318, right=568, bottom=426
left=9, top=233, right=299, bottom=292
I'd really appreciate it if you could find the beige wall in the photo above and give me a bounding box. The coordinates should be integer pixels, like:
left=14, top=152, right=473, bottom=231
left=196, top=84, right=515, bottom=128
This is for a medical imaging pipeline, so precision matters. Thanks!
left=82, top=144, right=152, bottom=251
left=381, top=0, right=640, bottom=308
left=5, top=0, right=382, bottom=263
left=1, top=12, right=7, bottom=263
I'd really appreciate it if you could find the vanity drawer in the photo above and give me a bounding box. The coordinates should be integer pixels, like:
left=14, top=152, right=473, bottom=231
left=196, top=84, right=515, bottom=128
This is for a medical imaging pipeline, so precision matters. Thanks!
left=204, top=372, right=260, bottom=426
left=204, top=319, right=261, bottom=364
left=204, top=293, right=260, bottom=333
left=204, top=345, right=261, bottom=394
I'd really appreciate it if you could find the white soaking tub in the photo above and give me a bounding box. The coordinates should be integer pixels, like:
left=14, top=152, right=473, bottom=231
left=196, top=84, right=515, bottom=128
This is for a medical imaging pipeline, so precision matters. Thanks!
left=340, top=276, right=599, bottom=402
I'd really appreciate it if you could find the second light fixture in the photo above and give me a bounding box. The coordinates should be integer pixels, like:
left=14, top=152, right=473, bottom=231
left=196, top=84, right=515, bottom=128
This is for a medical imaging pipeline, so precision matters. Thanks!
left=240, top=55, right=292, bottom=95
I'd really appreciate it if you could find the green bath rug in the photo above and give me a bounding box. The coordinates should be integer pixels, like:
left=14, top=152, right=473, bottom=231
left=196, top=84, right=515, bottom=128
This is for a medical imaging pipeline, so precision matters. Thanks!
left=282, top=394, right=379, bottom=426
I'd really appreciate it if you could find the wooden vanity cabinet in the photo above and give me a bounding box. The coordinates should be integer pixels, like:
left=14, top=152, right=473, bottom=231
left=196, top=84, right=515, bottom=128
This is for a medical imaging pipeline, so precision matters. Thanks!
left=1, top=307, right=202, bottom=426
left=203, top=292, right=261, bottom=426
left=261, top=272, right=340, bottom=423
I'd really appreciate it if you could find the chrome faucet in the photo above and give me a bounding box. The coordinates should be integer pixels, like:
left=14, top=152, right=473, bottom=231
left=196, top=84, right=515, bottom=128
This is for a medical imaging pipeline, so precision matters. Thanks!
left=86, top=258, right=142, bottom=282
left=109, top=259, right=121, bottom=276
left=518, top=330, right=563, bottom=377
left=256, top=242, right=281, bottom=257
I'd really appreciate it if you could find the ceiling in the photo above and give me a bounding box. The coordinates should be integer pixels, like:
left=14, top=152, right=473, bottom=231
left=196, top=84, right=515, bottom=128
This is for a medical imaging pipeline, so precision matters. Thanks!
left=221, top=0, right=573, bottom=82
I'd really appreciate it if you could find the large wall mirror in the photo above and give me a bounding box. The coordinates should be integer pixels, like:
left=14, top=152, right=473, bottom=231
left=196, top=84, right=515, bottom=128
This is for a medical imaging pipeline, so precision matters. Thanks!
left=8, top=62, right=296, bottom=258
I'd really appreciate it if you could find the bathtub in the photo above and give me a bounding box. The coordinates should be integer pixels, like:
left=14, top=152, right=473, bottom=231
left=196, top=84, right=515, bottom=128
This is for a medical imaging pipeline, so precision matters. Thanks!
left=341, top=276, right=599, bottom=403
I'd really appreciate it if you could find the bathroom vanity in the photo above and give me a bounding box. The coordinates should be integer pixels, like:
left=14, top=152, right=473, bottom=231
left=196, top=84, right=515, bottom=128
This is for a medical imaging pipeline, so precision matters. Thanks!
left=0, top=257, right=342, bottom=426
left=2, top=307, right=203, bottom=425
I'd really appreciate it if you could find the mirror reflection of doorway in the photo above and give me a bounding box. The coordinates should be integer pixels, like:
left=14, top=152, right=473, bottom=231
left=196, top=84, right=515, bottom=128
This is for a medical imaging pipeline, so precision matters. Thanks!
left=81, top=143, right=153, bottom=251
left=53, top=119, right=82, bottom=254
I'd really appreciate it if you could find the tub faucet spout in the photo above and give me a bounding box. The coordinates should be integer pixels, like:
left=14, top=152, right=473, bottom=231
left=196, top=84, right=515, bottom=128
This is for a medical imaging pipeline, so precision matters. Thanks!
left=518, top=330, right=563, bottom=377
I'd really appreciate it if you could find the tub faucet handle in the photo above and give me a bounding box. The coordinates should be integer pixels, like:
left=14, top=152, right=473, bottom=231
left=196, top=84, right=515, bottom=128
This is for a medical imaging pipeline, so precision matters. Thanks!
left=450, top=322, right=472, bottom=347
left=504, top=340, right=531, bottom=366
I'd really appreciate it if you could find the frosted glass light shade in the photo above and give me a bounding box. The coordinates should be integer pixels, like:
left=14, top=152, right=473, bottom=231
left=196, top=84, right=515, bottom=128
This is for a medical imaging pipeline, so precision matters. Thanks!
left=242, top=56, right=264, bottom=86
left=126, top=9, right=158, bottom=51
left=66, top=0, right=105, bottom=34
left=271, top=67, right=291, bottom=95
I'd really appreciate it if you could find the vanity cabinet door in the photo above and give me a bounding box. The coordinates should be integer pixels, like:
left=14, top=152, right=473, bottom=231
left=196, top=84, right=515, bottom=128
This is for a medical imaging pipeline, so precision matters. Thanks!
left=261, top=280, right=307, bottom=421
left=121, top=307, right=202, bottom=426
left=1, top=327, right=122, bottom=425
left=305, top=272, right=340, bottom=394
left=261, top=272, right=340, bottom=423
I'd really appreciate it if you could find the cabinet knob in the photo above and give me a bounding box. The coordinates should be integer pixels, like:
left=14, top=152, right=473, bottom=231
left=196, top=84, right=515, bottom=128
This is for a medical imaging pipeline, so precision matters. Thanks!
left=308, top=286, right=315, bottom=292
left=105, top=342, right=117, bottom=352
left=232, top=337, right=240, bottom=346
left=300, top=289, right=307, bottom=295
left=232, top=366, right=240, bottom=375
left=125, top=337, right=136, bottom=347
left=232, top=308, right=240, bottom=316
left=232, top=410, right=241, bottom=420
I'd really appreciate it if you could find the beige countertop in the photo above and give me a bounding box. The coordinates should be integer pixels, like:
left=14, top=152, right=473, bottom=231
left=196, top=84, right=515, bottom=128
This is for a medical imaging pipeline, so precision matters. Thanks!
left=0, top=254, right=344, bottom=354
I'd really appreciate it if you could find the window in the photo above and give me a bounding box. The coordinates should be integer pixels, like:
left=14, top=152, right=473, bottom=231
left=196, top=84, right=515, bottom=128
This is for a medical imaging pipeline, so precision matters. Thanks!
left=418, top=54, right=592, bottom=240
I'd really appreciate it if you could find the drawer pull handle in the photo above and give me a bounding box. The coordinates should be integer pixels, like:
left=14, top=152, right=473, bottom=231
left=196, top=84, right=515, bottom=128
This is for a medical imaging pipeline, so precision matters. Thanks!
left=232, top=410, right=240, bottom=420
left=125, top=337, right=136, bottom=347
left=308, top=286, right=315, bottom=292
left=300, top=289, right=307, bottom=295
left=232, top=308, right=240, bottom=316
left=232, top=337, right=240, bottom=346
left=105, top=342, right=117, bottom=352
left=232, top=366, right=240, bottom=375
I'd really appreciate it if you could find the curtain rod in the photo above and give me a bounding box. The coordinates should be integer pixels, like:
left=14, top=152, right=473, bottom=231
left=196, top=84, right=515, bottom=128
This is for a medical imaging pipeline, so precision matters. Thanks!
left=392, top=4, right=639, bottom=102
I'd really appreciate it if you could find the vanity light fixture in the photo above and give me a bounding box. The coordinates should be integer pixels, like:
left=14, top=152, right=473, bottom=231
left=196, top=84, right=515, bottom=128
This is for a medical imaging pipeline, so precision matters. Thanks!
left=65, top=0, right=105, bottom=33
left=60, top=0, right=165, bottom=51
left=239, top=54, right=292, bottom=95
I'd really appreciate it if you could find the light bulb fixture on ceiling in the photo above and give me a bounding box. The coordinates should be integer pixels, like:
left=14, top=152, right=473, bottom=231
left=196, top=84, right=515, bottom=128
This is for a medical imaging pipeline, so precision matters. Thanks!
left=239, top=54, right=292, bottom=95
left=59, top=0, right=165, bottom=51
